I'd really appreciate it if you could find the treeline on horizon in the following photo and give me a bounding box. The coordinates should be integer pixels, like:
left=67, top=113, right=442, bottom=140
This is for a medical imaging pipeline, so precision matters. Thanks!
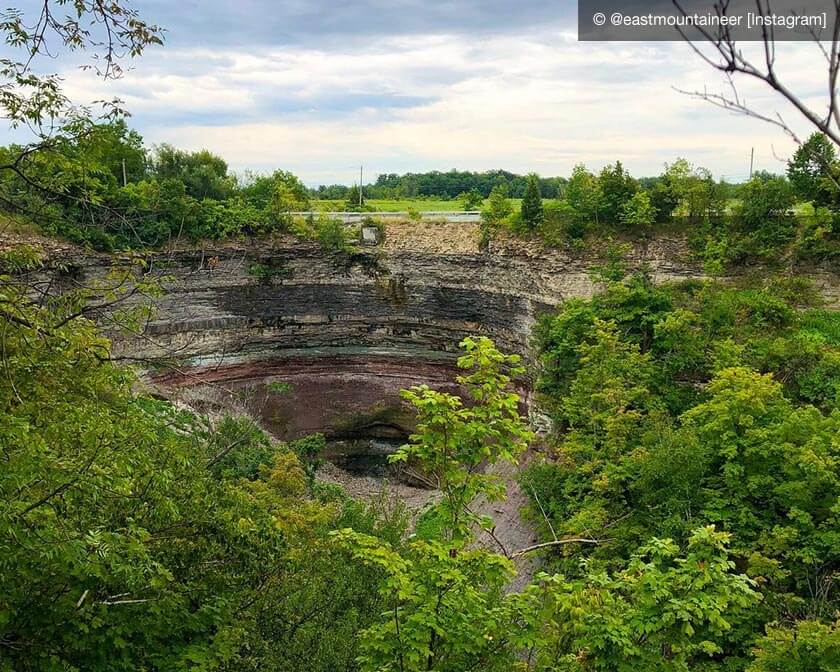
left=314, top=169, right=570, bottom=200
left=1, top=121, right=839, bottom=267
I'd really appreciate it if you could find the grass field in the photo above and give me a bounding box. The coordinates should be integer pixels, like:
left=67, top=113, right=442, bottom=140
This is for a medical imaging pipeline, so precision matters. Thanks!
left=313, top=199, right=470, bottom=212
left=313, top=198, right=532, bottom=212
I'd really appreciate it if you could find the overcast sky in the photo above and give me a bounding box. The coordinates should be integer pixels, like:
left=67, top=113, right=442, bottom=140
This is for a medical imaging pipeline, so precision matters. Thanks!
left=10, top=0, right=829, bottom=184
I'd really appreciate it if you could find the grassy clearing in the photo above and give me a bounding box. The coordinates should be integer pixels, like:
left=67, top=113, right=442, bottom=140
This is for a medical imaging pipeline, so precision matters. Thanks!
left=365, top=199, right=468, bottom=212
left=313, top=198, right=469, bottom=212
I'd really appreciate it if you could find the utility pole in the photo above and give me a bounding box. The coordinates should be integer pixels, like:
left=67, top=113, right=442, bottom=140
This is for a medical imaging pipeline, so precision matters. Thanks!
left=359, top=164, right=363, bottom=206
left=749, top=147, right=754, bottom=179
left=122, top=158, right=128, bottom=187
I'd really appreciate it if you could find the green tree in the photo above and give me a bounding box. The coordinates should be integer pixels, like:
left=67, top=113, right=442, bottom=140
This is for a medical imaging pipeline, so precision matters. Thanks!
left=0, top=267, right=411, bottom=672
left=391, top=336, right=533, bottom=541
left=345, top=184, right=365, bottom=210
left=337, top=336, right=759, bottom=672
left=651, top=159, right=724, bottom=224
left=333, top=337, right=534, bottom=671
left=266, top=170, right=310, bottom=229
left=150, top=145, right=235, bottom=200
left=459, top=189, right=483, bottom=211
left=521, top=173, right=544, bottom=231
left=649, top=160, right=687, bottom=222
left=735, top=175, right=796, bottom=254
left=74, top=120, right=147, bottom=186
left=526, top=527, right=758, bottom=671
left=333, top=530, right=524, bottom=672
left=565, top=164, right=602, bottom=227
left=528, top=277, right=840, bottom=667
left=748, top=620, right=840, bottom=672
left=481, top=184, right=513, bottom=226
left=787, top=132, right=840, bottom=207
left=620, top=189, right=656, bottom=229
left=0, top=279, right=286, bottom=670
left=598, top=160, right=637, bottom=225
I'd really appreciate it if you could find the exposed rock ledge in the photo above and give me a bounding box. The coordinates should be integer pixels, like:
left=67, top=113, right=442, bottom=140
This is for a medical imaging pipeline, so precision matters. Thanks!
left=99, top=224, right=707, bottom=366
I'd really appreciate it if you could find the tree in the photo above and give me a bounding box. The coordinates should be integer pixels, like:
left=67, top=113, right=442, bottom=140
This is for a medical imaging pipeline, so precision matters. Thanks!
left=528, top=277, right=840, bottom=665
left=459, top=189, right=483, bottom=211
left=747, top=620, right=840, bottom=672
left=0, top=276, right=284, bottom=670
left=332, top=530, right=524, bottom=672
left=481, top=184, right=513, bottom=227
left=650, top=158, right=689, bottom=221
left=391, top=336, right=533, bottom=542
left=788, top=133, right=840, bottom=207
left=0, top=3, right=162, bottom=134
left=598, top=160, right=637, bottom=225
left=332, top=337, right=534, bottom=671
left=620, top=189, right=656, bottom=229
left=0, top=1, right=162, bottom=237
left=149, top=145, right=234, bottom=201
left=520, top=173, right=544, bottom=231
left=564, top=164, right=602, bottom=227
left=735, top=176, right=796, bottom=254
left=335, top=337, right=757, bottom=671
left=525, top=526, right=758, bottom=671
left=266, top=170, right=310, bottom=228
left=74, top=120, right=147, bottom=186
left=345, top=184, right=364, bottom=210
left=649, top=159, right=725, bottom=224
left=0, top=261, right=410, bottom=672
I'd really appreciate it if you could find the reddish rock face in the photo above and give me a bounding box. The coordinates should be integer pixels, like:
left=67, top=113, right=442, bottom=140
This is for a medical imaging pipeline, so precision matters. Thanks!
left=152, top=354, right=465, bottom=442
left=151, top=354, right=465, bottom=480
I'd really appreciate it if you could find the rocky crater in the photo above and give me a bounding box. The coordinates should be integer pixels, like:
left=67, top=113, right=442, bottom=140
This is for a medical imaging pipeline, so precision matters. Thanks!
left=34, top=223, right=711, bottom=467
left=28, top=221, right=840, bottom=578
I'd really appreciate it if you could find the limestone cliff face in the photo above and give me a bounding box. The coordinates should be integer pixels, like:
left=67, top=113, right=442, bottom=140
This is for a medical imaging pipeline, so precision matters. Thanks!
left=21, top=223, right=840, bottom=372
left=87, top=228, right=707, bottom=368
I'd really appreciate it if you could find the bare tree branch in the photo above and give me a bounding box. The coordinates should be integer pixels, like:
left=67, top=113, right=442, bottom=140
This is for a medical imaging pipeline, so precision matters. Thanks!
left=674, top=0, right=840, bottom=149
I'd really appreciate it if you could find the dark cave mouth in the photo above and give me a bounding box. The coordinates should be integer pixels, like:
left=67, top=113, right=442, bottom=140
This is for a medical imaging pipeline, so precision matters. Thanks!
left=322, top=421, right=412, bottom=480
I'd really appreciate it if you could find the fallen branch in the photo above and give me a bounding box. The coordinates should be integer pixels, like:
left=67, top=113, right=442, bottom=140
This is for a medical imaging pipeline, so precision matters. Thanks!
left=510, top=538, right=599, bottom=558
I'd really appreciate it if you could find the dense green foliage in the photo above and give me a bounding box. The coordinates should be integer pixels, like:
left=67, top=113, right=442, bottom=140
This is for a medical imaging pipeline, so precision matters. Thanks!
left=0, top=123, right=315, bottom=249
left=0, top=284, right=792, bottom=670
left=526, top=273, right=840, bottom=669
left=337, top=337, right=769, bottom=671
left=316, top=169, right=567, bottom=200
left=479, top=143, right=840, bottom=267
left=4, top=3, right=838, bottom=669
left=521, top=173, right=544, bottom=231
left=0, top=264, right=408, bottom=671
left=788, top=133, right=840, bottom=208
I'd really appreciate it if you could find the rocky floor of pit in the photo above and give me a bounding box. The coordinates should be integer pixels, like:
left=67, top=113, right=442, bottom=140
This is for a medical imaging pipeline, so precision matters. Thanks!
left=316, top=454, right=540, bottom=589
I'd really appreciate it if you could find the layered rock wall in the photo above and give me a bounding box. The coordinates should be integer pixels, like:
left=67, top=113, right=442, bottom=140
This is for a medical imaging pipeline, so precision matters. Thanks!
left=89, top=231, right=707, bottom=370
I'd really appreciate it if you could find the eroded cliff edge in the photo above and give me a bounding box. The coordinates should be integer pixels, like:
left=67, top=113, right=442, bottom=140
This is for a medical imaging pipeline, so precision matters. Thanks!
left=105, top=224, right=709, bottom=369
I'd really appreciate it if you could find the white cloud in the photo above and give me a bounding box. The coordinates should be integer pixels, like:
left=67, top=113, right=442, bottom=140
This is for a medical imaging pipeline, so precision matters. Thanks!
left=52, top=28, right=825, bottom=184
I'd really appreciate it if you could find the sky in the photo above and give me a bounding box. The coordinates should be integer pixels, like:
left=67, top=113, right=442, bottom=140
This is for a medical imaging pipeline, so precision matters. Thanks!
left=8, top=0, right=830, bottom=185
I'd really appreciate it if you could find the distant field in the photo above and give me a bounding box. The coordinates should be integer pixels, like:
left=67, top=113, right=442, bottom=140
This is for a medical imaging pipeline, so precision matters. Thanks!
left=313, top=199, right=473, bottom=212
left=367, top=199, right=470, bottom=212
left=312, top=198, right=539, bottom=212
